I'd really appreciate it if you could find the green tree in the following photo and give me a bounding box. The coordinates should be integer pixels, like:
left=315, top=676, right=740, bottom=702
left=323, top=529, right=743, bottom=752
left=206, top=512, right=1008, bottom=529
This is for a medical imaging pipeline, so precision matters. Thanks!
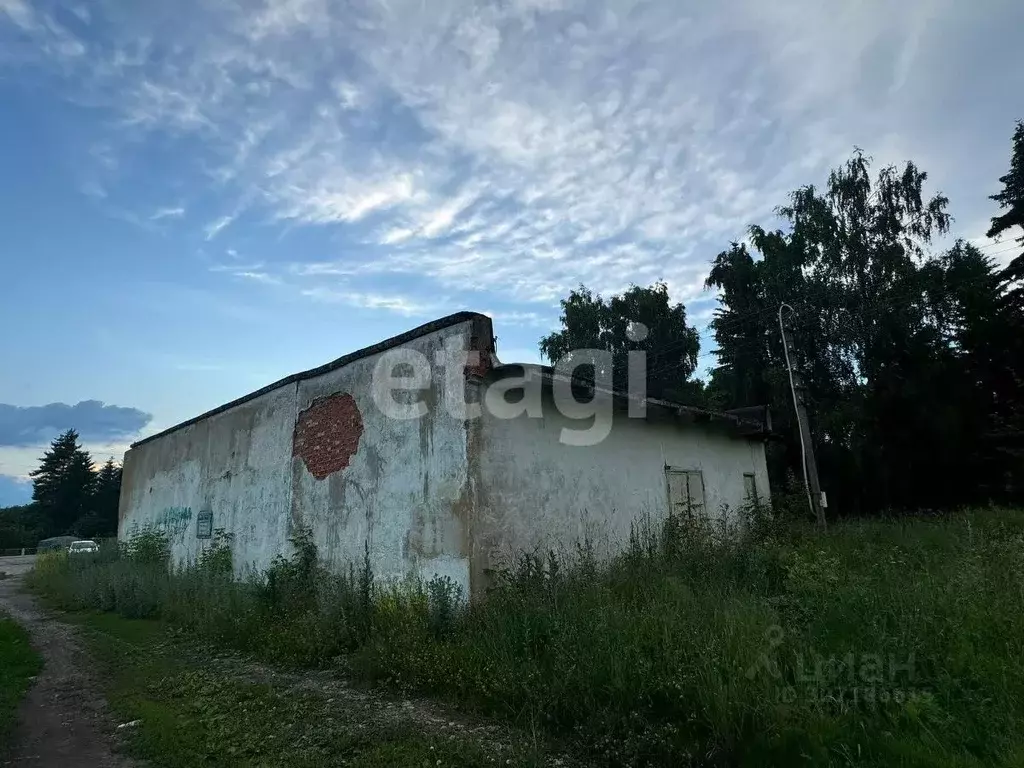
left=0, top=505, right=46, bottom=550
left=705, top=150, right=1020, bottom=514
left=984, top=119, right=1024, bottom=475
left=539, top=282, right=703, bottom=402
left=29, top=429, right=96, bottom=534
left=987, top=120, right=1024, bottom=295
left=75, top=457, right=121, bottom=538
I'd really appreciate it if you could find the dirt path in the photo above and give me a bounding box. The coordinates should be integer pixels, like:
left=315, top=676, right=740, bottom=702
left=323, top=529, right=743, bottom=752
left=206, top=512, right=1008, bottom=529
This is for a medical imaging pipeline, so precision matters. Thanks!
left=0, top=564, right=578, bottom=767
left=0, top=572, right=136, bottom=768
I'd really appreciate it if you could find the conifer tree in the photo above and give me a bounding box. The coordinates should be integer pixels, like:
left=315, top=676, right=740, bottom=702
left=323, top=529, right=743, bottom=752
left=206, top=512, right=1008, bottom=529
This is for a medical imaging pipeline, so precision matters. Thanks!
left=29, top=429, right=96, bottom=534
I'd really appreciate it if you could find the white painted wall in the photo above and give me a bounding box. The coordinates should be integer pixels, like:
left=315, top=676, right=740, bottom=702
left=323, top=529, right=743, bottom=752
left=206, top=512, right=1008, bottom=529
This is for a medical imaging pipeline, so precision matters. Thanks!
left=120, top=317, right=483, bottom=597
left=290, top=321, right=475, bottom=595
left=120, top=383, right=297, bottom=573
left=474, top=386, right=770, bottom=574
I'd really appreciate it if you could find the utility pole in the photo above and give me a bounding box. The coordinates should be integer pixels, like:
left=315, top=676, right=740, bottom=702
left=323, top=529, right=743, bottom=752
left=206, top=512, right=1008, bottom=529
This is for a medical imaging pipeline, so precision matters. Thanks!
left=778, top=304, right=826, bottom=529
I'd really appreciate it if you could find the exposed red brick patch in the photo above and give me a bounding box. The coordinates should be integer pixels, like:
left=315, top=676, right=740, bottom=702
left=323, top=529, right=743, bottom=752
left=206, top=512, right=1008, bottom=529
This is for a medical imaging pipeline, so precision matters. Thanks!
left=292, top=393, right=363, bottom=480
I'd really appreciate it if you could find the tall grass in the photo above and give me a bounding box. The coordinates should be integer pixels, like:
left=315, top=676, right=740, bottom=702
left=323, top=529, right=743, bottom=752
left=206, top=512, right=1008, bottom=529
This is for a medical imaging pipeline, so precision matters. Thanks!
left=28, top=527, right=376, bottom=666
left=28, top=507, right=1024, bottom=766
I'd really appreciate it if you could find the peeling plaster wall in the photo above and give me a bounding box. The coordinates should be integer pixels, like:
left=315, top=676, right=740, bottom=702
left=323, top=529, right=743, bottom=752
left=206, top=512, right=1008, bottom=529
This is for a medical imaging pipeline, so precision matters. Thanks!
left=289, top=319, right=484, bottom=596
left=473, top=389, right=771, bottom=580
left=119, top=316, right=490, bottom=597
left=119, top=384, right=296, bottom=572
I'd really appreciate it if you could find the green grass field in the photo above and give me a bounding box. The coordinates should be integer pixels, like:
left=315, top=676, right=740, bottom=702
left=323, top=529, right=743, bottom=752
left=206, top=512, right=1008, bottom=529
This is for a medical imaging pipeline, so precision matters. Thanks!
left=0, top=613, right=41, bottom=751
left=28, top=507, right=1024, bottom=766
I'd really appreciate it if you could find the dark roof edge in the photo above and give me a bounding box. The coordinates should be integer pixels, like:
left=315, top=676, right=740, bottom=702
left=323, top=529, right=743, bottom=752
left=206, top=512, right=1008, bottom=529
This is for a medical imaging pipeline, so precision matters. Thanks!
left=486, top=363, right=772, bottom=437
left=131, top=311, right=488, bottom=449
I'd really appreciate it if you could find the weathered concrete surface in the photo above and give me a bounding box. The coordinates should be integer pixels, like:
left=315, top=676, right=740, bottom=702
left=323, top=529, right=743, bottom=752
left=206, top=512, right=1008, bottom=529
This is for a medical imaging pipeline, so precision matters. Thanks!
left=119, top=383, right=296, bottom=575
left=290, top=316, right=483, bottom=595
left=475, top=386, right=771, bottom=578
left=120, top=315, right=490, bottom=598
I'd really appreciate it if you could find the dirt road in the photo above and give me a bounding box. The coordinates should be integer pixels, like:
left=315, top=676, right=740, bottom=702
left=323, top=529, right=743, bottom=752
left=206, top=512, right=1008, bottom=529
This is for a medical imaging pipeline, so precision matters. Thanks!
left=0, top=556, right=37, bottom=580
left=0, top=568, right=134, bottom=767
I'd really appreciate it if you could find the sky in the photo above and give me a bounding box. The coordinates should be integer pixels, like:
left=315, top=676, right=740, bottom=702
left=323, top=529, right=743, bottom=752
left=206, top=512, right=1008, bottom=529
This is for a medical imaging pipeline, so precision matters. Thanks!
left=0, top=0, right=1022, bottom=505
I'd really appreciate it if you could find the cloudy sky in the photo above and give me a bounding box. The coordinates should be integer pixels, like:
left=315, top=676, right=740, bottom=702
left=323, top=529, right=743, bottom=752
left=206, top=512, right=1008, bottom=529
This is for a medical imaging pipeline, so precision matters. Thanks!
left=0, top=0, right=1021, bottom=503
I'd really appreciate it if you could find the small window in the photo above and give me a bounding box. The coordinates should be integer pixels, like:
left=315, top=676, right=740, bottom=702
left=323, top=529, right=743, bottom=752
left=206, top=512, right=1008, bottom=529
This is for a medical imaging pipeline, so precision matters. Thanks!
left=743, top=473, right=758, bottom=504
left=666, top=468, right=705, bottom=516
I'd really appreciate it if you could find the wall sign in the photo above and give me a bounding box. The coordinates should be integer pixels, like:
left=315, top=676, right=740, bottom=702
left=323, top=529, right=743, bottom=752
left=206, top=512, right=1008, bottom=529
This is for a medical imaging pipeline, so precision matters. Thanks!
left=196, top=510, right=213, bottom=539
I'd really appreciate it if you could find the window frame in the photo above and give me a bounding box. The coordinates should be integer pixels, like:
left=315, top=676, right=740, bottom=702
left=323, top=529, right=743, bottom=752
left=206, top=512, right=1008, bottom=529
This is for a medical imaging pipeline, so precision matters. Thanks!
left=743, top=472, right=758, bottom=505
left=196, top=510, right=214, bottom=540
left=664, top=466, right=706, bottom=517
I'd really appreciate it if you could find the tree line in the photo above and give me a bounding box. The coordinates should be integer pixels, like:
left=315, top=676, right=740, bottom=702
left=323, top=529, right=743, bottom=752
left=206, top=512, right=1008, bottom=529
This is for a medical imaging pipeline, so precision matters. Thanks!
left=542, top=121, right=1024, bottom=516
left=0, top=429, right=122, bottom=549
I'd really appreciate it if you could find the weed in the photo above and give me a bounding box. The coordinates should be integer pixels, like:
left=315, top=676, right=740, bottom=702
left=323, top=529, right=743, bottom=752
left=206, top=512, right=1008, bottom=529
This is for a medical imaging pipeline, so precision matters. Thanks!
left=27, top=507, right=1024, bottom=766
left=123, top=528, right=171, bottom=565
left=198, top=529, right=234, bottom=576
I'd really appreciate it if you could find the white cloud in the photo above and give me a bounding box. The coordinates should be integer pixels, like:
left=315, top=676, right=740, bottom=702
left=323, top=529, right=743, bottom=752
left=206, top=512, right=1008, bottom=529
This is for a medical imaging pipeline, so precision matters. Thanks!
left=301, top=288, right=442, bottom=316
left=482, top=310, right=554, bottom=328
left=380, top=226, right=415, bottom=245
left=151, top=206, right=185, bottom=220
left=0, top=0, right=34, bottom=30
left=123, top=80, right=210, bottom=131
left=234, top=271, right=281, bottom=285
left=333, top=79, right=362, bottom=109
left=494, top=345, right=545, bottom=366
left=204, top=215, right=234, bottom=241
left=281, top=173, right=420, bottom=224
left=968, top=227, right=1024, bottom=270
left=209, top=262, right=282, bottom=284
left=7, top=0, right=1021, bottom=317
left=245, top=0, right=332, bottom=42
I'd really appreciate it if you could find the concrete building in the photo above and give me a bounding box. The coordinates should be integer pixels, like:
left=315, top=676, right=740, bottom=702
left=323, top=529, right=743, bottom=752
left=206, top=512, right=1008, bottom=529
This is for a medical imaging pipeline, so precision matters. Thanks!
left=119, top=312, right=771, bottom=599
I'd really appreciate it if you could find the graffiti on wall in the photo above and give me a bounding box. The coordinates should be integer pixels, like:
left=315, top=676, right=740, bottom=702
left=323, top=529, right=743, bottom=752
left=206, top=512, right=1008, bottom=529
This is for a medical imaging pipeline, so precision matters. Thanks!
left=156, top=506, right=193, bottom=538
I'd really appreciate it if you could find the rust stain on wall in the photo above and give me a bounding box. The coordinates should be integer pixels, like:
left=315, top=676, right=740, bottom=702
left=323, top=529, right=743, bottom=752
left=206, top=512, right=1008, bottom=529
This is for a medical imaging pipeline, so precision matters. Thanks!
left=292, top=393, right=364, bottom=480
